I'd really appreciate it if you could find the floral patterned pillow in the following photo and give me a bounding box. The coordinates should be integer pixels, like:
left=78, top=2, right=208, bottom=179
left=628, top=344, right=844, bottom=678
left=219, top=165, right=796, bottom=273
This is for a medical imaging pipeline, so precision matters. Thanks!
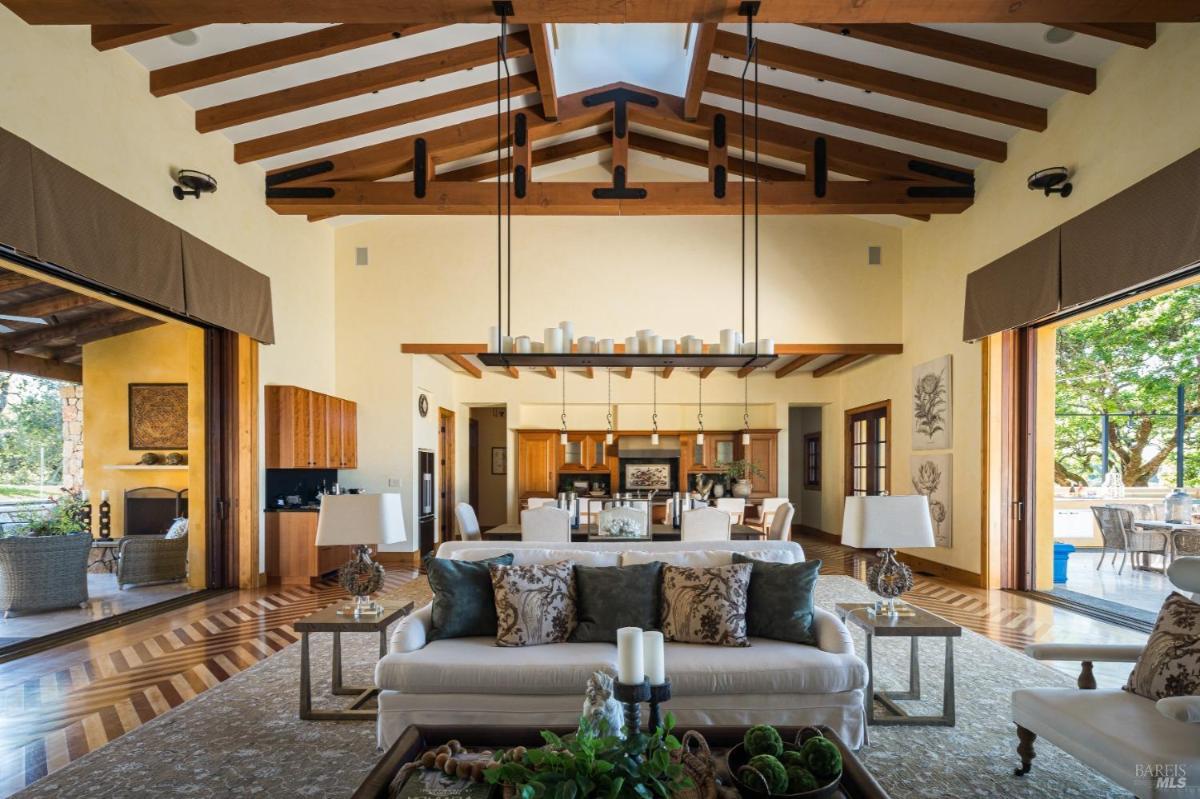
left=1125, top=591, right=1200, bottom=700
left=661, top=563, right=752, bottom=647
left=489, top=561, right=576, bottom=647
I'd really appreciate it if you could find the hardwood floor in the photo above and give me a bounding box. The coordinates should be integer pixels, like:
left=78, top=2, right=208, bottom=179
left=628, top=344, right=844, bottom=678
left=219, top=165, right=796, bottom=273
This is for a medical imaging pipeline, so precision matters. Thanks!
left=0, top=536, right=1148, bottom=797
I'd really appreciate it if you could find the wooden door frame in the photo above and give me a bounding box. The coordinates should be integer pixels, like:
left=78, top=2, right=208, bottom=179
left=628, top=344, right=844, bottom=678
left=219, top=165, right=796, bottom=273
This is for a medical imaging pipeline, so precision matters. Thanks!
left=438, top=407, right=455, bottom=545
left=204, top=328, right=241, bottom=589
left=843, top=400, right=892, bottom=497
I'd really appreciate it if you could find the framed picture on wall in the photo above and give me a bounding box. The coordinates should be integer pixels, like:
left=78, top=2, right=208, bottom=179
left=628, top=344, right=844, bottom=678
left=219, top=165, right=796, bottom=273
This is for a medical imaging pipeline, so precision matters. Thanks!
left=128, top=383, right=188, bottom=450
left=491, top=447, right=507, bottom=475
left=912, top=355, right=952, bottom=450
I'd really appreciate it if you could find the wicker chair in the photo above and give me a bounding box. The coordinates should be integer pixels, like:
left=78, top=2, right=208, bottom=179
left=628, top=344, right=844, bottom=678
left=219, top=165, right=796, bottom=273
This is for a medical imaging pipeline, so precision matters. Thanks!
left=116, top=534, right=188, bottom=589
left=0, top=533, right=91, bottom=617
left=1090, top=506, right=1169, bottom=574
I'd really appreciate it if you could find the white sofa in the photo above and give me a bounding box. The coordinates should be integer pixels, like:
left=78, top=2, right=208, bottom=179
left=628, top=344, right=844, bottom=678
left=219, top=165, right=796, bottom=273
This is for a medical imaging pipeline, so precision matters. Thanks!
left=375, top=540, right=868, bottom=750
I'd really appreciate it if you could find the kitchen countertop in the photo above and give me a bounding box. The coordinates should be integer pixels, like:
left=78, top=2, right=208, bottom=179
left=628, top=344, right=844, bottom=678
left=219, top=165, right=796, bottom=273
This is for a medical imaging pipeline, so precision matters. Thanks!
left=265, top=506, right=321, bottom=513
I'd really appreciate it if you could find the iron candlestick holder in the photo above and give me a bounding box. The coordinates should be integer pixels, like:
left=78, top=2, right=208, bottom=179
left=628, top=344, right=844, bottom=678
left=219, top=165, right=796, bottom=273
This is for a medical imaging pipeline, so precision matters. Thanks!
left=613, top=679, right=651, bottom=735
left=648, top=680, right=672, bottom=732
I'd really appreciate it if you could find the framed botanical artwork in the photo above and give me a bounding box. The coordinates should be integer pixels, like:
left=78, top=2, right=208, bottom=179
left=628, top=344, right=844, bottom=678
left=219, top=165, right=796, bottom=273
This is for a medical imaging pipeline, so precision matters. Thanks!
left=128, top=383, right=188, bottom=450
left=912, top=355, right=952, bottom=450
left=491, top=446, right=507, bottom=475
left=911, top=453, right=952, bottom=547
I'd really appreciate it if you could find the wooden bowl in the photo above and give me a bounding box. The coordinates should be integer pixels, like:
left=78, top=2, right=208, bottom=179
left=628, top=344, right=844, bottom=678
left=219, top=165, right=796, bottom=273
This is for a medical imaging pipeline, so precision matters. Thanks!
left=725, top=742, right=840, bottom=799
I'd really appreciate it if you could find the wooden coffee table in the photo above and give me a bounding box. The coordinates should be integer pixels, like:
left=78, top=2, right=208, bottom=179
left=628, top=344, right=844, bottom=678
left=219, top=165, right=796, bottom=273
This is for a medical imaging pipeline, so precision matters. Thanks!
left=836, top=602, right=961, bottom=727
left=352, top=724, right=891, bottom=799
left=293, top=599, right=413, bottom=721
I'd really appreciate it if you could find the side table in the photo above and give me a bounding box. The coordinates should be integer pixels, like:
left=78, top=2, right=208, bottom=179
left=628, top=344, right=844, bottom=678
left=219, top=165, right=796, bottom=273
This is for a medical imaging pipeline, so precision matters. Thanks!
left=294, top=599, right=413, bottom=721
left=90, top=539, right=120, bottom=573
left=836, top=602, right=961, bottom=726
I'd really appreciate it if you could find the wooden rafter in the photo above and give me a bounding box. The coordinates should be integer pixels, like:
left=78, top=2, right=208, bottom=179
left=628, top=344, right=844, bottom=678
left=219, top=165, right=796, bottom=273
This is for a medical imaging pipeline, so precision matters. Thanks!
left=775, top=354, right=820, bottom=377
left=0, top=272, right=40, bottom=294
left=196, top=32, right=531, bottom=133
left=543, top=367, right=558, bottom=379
left=235, top=72, right=539, bottom=163
left=629, top=132, right=802, bottom=181
left=583, top=367, right=595, bottom=379
left=714, top=30, right=1047, bottom=131
left=683, top=23, right=717, bottom=120
left=1058, top=23, right=1157, bottom=47
left=661, top=366, right=674, bottom=379
left=812, top=353, right=868, bottom=377
left=736, top=365, right=757, bottom=378
left=807, top=24, right=1096, bottom=94
left=437, top=133, right=610, bottom=182
left=446, top=353, right=482, bottom=378
left=504, top=366, right=519, bottom=378
left=1, top=309, right=141, bottom=351
left=150, top=23, right=441, bottom=96
left=70, top=317, right=163, bottom=345
left=777, top=343, right=902, bottom=354
left=623, top=367, right=634, bottom=379
left=704, top=70, right=1006, bottom=162
left=699, top=366, right=716, bottom=378
left=0, top=348, right=82, bottom=383
left=526, top=23, right=559, bottom=120
left=10, top=2, right=1195, bottom=24
left=91, top=23, right=191, bottom=50
left=0, top=292, right=99, bottom=318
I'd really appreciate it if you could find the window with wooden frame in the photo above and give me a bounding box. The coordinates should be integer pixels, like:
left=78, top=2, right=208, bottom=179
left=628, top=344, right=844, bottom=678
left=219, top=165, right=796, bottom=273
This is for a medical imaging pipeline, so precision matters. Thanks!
left=844, top=401, right=891, bottom=497
left=804, top=433, right=821, bottom=489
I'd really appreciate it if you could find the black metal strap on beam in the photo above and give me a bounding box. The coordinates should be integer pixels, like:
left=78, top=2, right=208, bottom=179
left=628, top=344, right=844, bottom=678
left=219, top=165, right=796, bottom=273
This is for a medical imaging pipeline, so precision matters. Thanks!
left=413, top=138, right=428, bottom=199
left=582, top=87, right=659, bottom=140
left=593, top=166, right=647, bottom=200
left=265, top=160, right=333, bottom=188
left=714, top=166, right=727, bottom=199
left=265, top=186, right=336, bottom=199
left=908, top=159, right=975, bottom=186
left=906, top=185, right=976, bottom=199
left=813, top=137, right=828, bottom=199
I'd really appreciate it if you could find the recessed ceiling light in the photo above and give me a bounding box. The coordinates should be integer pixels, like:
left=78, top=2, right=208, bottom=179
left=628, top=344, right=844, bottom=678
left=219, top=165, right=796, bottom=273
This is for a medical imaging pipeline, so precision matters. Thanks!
left=1043, top=26, right=1076, bottom=45
left=168, top=30, right=200, bottom=46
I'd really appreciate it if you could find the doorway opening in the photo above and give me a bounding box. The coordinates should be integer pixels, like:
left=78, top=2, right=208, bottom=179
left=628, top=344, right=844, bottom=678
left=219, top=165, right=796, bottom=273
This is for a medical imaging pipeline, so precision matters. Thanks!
left=787, top=405, right=823, bottom=535
left=468, top=406, right=508, bottom=532
left=844, top=401, right=891, bottom=497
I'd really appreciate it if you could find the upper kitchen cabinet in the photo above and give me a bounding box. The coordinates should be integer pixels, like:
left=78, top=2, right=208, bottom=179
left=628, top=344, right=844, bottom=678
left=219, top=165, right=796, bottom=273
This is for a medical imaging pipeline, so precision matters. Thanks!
left=266, top=386, right=359, bottom=469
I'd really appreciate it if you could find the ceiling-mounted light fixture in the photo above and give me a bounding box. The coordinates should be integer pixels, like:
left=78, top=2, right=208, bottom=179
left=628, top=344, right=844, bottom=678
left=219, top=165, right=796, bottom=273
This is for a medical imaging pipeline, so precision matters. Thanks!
left=696, top=369, right=705, bottom=445
left=742, top=373, right=752, bottom=446
left=605, top=368, right=615, bottom=445
left=560, top=368, right=569, bottom=446
left=651, top=370, right=660, bottom=446
left=1043, top=26, right=1076, bottom=44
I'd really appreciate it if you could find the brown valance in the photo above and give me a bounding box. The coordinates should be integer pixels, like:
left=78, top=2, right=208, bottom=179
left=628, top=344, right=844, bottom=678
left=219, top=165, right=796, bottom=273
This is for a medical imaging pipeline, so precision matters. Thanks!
left=962, top=229, right=1060, bottom=342
left=0, top=128, right=38, bottom=257
left=1060, top=148, right=1200, bottom=308
left=182, top=233, right=275, bottom=344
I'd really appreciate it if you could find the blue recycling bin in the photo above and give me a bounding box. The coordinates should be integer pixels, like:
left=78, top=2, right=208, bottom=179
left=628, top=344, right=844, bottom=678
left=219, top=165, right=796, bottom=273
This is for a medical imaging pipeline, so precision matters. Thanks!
left=1053, top=542, right=1076, bottom=584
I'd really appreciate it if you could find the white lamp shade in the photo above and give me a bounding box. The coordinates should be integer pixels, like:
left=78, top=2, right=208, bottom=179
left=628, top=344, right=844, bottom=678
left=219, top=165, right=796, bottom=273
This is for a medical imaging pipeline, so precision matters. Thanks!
left=841, top=495, right=935, bottom=550
left=316, top=493, right=408, bottom=547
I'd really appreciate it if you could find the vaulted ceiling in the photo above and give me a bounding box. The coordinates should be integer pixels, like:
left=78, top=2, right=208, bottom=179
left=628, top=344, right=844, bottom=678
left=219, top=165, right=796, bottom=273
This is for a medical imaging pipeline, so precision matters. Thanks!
left=4, top=2, right=1191, bottom=222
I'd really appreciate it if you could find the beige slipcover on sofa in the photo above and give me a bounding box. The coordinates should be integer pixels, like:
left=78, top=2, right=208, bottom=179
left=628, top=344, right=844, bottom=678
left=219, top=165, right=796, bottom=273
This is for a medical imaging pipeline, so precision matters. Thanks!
left=375, top=540, right=868, bottom=749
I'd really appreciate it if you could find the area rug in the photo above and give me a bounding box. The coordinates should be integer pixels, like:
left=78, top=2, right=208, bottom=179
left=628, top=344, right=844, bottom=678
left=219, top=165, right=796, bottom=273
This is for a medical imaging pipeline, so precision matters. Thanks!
left=13, top=576, right=1124, bottom=798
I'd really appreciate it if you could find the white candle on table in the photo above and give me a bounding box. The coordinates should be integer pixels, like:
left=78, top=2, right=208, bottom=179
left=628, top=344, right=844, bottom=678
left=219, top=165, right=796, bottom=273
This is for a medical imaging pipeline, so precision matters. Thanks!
left=616, top=626, right=645, bottom=685
left=643, top=630, right=665, bottom=685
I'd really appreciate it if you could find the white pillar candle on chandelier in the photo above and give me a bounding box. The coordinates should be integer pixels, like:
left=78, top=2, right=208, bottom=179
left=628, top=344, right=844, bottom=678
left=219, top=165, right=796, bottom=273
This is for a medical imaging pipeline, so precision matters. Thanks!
left=662, top=338, right=677, bottom=355
left=515, top=336, right=531, bottom=354
left=599, top=338, right=615, bottom=354
left=625, top=336, right=639, bottom=355
left=741, top=341, right=756, bottom=355
left=720, top=329, right=737, bottom=354
left=559, top=321, right=574, bottom=352
left=616, top=627, right=645, bottom=685
left=501, top=336, right=513, bottom=354
left=488, top=326, right=501, bottom=353
left=578, top=336, right=595, bottom=354
left=735, top=331, right=744, bottom=352
left=544, top=327, right=563, bottom=354
left=758, top=338, right=775, bottom=355
left=643, top=630, right=666, bottom=685
left=533, top=341, right=545, bottom=353
left=647, top=335, right=662, bottom=355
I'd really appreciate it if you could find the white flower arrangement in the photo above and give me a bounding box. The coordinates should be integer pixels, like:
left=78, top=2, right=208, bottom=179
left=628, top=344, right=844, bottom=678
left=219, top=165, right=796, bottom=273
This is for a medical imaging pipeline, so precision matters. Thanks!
left=600, top=516, right=643, bottom=537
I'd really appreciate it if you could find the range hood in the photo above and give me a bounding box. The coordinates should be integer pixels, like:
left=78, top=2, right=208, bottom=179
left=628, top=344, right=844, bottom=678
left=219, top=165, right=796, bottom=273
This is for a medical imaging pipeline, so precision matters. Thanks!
left=618, top=435, right=682, bottom=459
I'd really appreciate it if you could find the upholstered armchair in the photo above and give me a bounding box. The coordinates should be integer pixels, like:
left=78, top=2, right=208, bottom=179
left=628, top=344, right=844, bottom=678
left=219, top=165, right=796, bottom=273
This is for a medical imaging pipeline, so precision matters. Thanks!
left=1011, top=557, right=1200, bottom=798
left=116, top=534, right=188, bottom=589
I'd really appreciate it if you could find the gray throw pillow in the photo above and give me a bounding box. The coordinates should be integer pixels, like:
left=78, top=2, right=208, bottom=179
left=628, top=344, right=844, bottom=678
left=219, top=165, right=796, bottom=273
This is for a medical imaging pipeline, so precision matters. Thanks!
left=733, top=554, right=822, bottom=645
left=424, top=553, right=514, bottom=641
left=571, top=562, right=663, bottom=643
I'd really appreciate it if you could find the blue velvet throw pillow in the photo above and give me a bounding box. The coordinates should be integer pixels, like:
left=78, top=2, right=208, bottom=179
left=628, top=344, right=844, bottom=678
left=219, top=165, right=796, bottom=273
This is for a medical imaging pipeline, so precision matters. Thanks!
left=424, top=553, right=514, bottom=641
left=570, top=562, right=663, bottom=643
left=732, top=554, right=822, bottom=645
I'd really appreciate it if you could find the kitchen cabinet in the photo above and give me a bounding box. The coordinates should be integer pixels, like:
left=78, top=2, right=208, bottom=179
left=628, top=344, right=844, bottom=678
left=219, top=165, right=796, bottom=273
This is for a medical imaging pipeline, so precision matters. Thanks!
left=266, top=386, right=359, bottom=469
left=265, top=511, right=350, bottom=586
left=744, top=432, right=779, bottom=498
left=688, top=433, right=734, bottom=471
left=584, top=434, right=610, bottom=471
left=518, top=431, right=557, bottom=499
left=558, top=433, right=588, bottom=472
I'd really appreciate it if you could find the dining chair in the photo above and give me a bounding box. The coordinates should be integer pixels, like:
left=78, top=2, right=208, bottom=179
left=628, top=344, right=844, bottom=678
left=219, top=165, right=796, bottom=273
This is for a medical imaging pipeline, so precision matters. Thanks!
left=597, top=505, right=650, bottom=537
left=757, top=497, right=788, bottom=534
left=1090, top=506, right=1169, bottom=574
left=454, top=502, right=481, bottom=541
left=525, top=497, right=557, bottom=510
left=767, top=502, right=795, bottom=541
left=520, top=506, right=571, bottom=542
left=715, top=497, right=746, bottom=526
left=681, top=507, right=731, bottom=541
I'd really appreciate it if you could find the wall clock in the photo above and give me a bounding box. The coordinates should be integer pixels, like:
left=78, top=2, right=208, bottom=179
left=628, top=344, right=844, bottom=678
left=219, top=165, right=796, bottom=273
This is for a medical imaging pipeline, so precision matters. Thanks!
left=418, top=394, right=429, bottom=418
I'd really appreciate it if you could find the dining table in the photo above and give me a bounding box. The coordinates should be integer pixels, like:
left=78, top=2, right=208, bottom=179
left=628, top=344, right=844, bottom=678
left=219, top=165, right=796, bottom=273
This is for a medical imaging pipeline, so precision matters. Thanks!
left=480, top=522, right=764, bottom=542
left=1133, top=519, right=1200, bottom=560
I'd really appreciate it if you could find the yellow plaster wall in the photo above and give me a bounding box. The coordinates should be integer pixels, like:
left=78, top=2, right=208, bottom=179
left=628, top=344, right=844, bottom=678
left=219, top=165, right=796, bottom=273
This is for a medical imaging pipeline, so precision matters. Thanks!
left=81, top=323, right=207, bottom=587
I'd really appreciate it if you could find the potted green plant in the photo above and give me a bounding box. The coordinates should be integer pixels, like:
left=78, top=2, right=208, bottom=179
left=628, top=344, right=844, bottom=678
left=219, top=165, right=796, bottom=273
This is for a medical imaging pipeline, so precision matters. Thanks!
left=16, top=490, right=90, bottom=537
left=719, top=460, right=764, bottom=499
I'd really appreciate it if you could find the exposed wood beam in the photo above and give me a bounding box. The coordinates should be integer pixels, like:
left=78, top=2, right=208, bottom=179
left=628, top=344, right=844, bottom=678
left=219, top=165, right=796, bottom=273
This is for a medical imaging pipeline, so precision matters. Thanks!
left=437, top=133, right=610, bottom=182
left=583, top=367, right=595, bottom=379
left=629, top=132, right=803, bottom=182
left=1056, top=23, right=1157, bottom=47
left=268, top=178, right=973, bottom=216
left=91, top=24, right=191, bottom=50
left=0, top=348, right=82, bottom=383
left=661, top=366, right=674, bottom=379
left=504, top=366, right=519, bottom=379
left=623, top=367, right=634, bottom=379
left=736, top=365, right=758, bottom=378
left=402, top=343, right=488, bottom=354
left=775, top=354, right=820, bottom=377
left=705, top=70, right=1006, bottom=162
left=807, top=24, right=1096, bottom=94
left=446, top=353, right=482, bottom=378
left=527, top=23, right=559, bottom=120
left=235, top=72, right=539, bottom=163
left=543, top=367, right=557, bottom=379
left=70, top=317, right=163, bottom=345
left=813, top=353, right=868, bottom=377
left=196, top=33, right=531, bottom=133
left=714, top=30, right=1047, bottom=131
left=1, top=309, right=140, bottom=351
left=0, top=273, right=40, bottom=294
left=699, top=366, right=716, bottom=378
left=11, top=2, right=1195, bottom=24
left=150, top=23, right=440, bottom=96
left=776, top=343, right=903, bottom=354
left=0, top=293, right=98, bottom=319
left=683, top=23, right=718, bottom=120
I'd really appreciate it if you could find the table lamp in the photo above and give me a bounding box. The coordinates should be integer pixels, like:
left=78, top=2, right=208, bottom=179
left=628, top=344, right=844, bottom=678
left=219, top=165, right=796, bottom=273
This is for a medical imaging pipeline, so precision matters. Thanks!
left=841, top=495, right=935, bottom=617
left=316, top=493, right=407, bottom=617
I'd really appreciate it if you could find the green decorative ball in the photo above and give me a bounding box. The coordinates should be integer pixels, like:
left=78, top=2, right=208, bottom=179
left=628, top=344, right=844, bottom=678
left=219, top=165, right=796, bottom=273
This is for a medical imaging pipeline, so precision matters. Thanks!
left=800, top=737, right=842, bottom=780
left=778, top=750, right=806, bottom=770
left=786, top=766, right=819, bottom=794
left=742, top=754, right=789, bottom=794
left=744, top=724, right=784, bottom=758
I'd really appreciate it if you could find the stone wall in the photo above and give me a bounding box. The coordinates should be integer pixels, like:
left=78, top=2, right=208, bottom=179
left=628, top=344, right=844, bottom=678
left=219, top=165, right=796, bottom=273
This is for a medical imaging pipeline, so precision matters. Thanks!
left=60, top=383, right=82, bottom=492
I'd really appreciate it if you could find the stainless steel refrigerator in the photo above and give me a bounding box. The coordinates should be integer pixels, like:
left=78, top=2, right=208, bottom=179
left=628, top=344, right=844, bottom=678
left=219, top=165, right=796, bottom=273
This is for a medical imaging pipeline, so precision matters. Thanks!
left=417, top=449, right=436, bottom=558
